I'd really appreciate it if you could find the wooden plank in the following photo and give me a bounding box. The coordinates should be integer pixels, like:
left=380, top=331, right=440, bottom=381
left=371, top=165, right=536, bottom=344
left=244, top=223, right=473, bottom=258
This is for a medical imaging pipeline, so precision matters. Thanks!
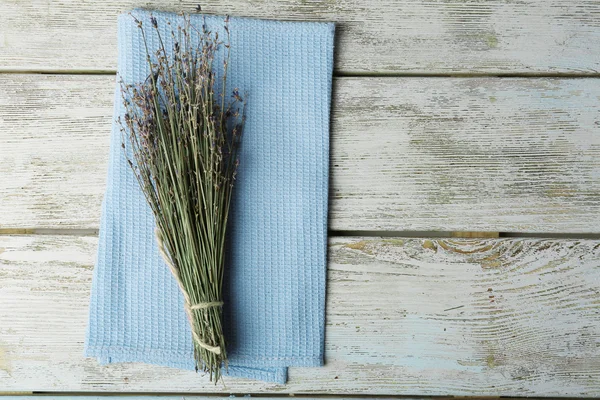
left=0, top=396, right=545, bottom=399
left=0, top=397, right=540, bottom=400
left=3, top=397, right=565, bottom=400
left=0, top=398, right=407, bottom=400
left=0, top=235, right=599, bottom=395
left=1, top=1, right=600, bottom=74
left=2, top=74, right=600, bottom=233
left=332, top=77, right=600, bottom=232
left=0, top=75, right=110, bottom=230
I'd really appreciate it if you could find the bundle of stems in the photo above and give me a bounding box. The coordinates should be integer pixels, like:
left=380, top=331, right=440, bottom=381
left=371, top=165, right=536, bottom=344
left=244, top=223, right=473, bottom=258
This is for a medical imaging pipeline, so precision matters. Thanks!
left=118, top=13, right=245, bottom=382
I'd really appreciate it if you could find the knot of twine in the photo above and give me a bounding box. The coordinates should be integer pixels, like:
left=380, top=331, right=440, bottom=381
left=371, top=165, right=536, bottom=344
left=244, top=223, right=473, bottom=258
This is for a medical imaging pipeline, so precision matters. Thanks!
left=155, top=228, right=223, bottom=355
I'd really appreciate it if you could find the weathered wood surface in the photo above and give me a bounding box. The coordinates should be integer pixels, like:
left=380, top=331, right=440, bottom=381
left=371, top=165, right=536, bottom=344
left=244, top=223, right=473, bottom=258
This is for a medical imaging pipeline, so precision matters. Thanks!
left=0, top=75, right=111, bottom=231
left=0, top=392, right=564, bottom=400
left=2, top=1, right=600, bottom=74
left=0, top=398, right=406, bottom=400
left=332, top=77, right=600, bottom=233
left=0, top=392, right=412, bottom=400
left=1, top=235, right=599, bottom=396
left=2, top=74, right=600, bottom=233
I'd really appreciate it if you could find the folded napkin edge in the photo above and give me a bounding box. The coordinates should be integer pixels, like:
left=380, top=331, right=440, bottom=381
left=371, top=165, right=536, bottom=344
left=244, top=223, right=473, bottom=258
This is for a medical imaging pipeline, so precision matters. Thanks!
left=85, top=351, right=287, bottom=384
left=120, top=8, right=335, bottom=31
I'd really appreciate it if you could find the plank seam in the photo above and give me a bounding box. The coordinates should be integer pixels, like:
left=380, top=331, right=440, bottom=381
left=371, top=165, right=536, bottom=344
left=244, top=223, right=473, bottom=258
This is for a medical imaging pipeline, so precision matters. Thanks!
left=2, top=70, right=600, bottom=79
left=3, top=229, right=600, bottom=239
left=9, top=392, right=596, bottom=399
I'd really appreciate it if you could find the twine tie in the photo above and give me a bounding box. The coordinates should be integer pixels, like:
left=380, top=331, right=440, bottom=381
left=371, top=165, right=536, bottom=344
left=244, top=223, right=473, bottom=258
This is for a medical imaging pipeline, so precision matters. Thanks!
left=155, top=228, right=223, bottom=355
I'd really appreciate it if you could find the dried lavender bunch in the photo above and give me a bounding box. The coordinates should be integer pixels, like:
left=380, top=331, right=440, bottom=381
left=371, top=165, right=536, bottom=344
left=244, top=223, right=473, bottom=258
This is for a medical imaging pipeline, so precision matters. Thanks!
left=118, top=13, right=244, bottom=382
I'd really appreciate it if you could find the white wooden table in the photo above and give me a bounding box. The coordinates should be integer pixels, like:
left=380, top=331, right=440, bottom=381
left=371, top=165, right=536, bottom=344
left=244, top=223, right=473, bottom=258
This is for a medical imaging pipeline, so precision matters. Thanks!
left=1, top=1, right=600, bottom=398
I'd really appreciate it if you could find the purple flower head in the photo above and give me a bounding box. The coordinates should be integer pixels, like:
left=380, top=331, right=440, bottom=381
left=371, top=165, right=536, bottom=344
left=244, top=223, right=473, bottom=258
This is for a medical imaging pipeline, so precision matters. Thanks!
left=232, top=88, right=242, bottom=101
left=130, top=14, right=142, bottom=28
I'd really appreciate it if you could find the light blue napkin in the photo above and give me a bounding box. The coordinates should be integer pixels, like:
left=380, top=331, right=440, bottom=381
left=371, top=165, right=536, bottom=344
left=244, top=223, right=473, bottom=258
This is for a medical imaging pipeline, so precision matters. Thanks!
left=84, top=9, right=334, bottom=383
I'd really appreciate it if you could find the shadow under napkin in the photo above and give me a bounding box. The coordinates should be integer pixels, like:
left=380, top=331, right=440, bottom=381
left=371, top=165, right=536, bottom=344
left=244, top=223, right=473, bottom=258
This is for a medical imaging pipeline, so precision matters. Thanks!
left=84, top=9, right=335, bottom=383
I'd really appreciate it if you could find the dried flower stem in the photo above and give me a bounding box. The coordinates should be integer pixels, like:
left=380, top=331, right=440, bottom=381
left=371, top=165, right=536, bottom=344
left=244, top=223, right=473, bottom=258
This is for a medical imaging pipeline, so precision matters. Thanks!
left=119, top=13, right=244, bottom=383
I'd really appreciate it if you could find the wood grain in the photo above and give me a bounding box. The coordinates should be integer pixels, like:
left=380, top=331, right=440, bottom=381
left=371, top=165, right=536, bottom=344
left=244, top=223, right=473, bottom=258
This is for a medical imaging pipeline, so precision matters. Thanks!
left=1, top=235, right=599, bottom=395
left=332, top=77, right=600, bottom=233
left=1, top=1, right=600, bottom=74
left=0, top=75, right=111, bottom=230
left=0, top=392, right=572, bottom=400
left=0, top=392, right=412, bottom=400
left=2, top=74, right=600, bottom=233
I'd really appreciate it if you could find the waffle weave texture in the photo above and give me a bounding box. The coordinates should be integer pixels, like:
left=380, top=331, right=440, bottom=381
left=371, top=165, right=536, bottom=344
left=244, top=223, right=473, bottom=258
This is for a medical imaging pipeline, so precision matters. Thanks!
left=84, top=9, right=335, bottom=384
